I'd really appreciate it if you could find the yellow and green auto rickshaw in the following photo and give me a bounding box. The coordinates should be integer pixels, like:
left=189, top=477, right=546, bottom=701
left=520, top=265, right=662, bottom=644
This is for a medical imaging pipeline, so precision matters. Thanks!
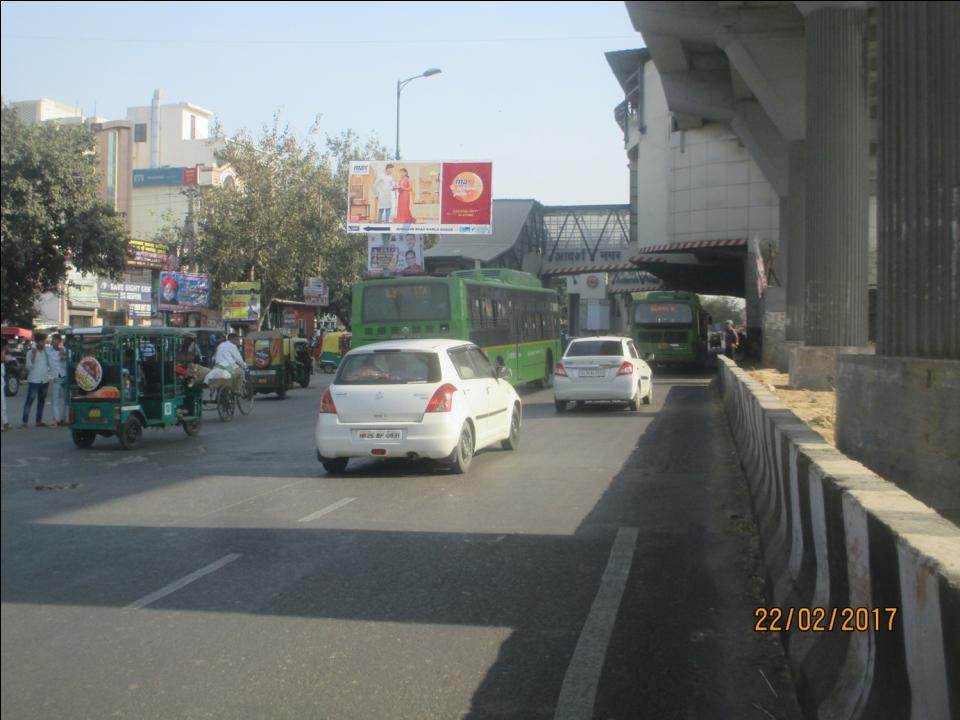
left=243, top=330, right=312, bottom=398
left=318, top=331, right=351, bottom=374
left=66, top=327, right=204, bottom=449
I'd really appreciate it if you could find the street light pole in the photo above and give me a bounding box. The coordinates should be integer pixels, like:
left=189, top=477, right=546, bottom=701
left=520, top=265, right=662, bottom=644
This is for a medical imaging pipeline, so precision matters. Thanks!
left=395, top=68, right=442, bottom=161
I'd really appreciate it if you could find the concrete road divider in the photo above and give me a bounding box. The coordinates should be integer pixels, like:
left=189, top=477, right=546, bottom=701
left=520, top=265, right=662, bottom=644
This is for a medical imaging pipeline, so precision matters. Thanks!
left=716, top=356, right=960, bottom=720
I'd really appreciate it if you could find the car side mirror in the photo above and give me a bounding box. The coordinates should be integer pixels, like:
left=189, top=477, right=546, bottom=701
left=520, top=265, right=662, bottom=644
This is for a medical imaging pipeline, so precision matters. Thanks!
left=496, top=365, right=512, bottom=380
left=646, top=353, right=656, bottom=362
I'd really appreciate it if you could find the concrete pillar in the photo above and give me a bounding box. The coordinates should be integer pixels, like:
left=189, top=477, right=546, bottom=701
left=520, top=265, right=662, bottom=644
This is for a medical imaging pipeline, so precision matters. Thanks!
left=784, top=141, right=806, bottom=343
left=836, top=2, right=960, bottom=521
left=802, top=7, right=870, bottom=347
left=790, top=7, right=873, bottom=389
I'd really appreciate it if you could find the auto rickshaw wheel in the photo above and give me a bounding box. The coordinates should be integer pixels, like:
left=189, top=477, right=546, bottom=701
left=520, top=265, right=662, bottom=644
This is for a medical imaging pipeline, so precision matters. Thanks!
left=182, top=418, right=201, bottom=436
left=299, top=368, right=310, bottom=389
left=72, top=429, right=96, bottom=448
left=276, top=381, right=287, bottom=400
left=217, top=388, right=235, bottom=422
left=117, top=415, right=143, bottom=450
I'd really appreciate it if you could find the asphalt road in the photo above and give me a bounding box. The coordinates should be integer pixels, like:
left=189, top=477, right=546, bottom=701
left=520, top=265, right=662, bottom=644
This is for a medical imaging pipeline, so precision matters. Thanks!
left=1, top=371, right=802, bottom=720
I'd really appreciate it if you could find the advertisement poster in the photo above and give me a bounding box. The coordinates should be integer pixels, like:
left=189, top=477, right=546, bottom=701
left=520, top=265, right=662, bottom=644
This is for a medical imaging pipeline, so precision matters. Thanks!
left=127, top=239, right=169, bottom=269
left=347, top=160, right=492, bottom=235
left=366, top=234, right=425, bottom=276
left=98, top=279, right=152, bottom=303
left=66, top=270, right=99, bottom=309
left=222, top=281, right=262, bottom=322
left=158, top=272, right=210, bottom=312
left=303, top=277, right=329, bottom=306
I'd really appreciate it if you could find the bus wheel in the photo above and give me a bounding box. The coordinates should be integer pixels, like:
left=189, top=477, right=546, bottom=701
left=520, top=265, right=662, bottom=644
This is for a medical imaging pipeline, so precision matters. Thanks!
left=539, top=352, right=554, bottom=388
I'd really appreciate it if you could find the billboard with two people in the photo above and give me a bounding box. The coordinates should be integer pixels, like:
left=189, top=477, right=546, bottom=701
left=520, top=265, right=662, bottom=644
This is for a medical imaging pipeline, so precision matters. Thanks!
left=347, top=160, right=492, bottom=235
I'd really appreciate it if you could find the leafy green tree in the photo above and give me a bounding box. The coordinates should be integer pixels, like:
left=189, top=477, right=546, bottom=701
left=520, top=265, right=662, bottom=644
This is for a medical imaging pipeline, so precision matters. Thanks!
left=700, top=295, right=745, bottom=327
left=186, top=117, right=388, bottom=325
left=1, top=103, right=128, bottom=325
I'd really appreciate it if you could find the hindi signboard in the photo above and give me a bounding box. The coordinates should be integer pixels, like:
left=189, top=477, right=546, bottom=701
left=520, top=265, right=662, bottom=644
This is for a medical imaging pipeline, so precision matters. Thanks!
left=303, top=277, right=328, bottom=306
left=347, top=160, right=492, bottom=235
left=127, top=238, right=169, bottom=269
left=366, top=234, right=425, bottom=276
left=222, top=281, right=262, bottom=322
left=158, top=272, right=210, bottom=312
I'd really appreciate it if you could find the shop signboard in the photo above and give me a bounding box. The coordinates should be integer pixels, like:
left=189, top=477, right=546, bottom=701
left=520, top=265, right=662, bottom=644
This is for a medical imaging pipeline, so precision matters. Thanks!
left=303, top=277, right=328, bottom=306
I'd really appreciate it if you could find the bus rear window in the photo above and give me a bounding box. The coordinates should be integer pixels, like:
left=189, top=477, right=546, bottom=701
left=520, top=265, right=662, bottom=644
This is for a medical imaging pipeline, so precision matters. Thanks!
left=362, top=283, right=450, bottom=323
left=634, top=303, right=693, bottom=325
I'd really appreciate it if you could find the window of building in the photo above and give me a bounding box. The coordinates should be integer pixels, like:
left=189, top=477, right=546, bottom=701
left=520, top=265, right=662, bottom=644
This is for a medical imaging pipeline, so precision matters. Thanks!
left=134, top=123, right=147, bottom=142
left=190, top=114, right=197, bottom=140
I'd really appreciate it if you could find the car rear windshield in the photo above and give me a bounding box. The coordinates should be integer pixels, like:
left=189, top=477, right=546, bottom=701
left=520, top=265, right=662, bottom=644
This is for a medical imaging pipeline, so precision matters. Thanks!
left=335, top=351, right=442, bottom=385
left=361, top=283, right=450, bottom=323
left=634, top=302, right=693, bottom=325
left=565, top=340, right=623, bottom=356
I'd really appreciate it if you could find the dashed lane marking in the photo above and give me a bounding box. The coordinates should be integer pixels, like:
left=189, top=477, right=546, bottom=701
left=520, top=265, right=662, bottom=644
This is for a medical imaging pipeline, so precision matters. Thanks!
left=125, top=553, right=242, bottom=610
left=297, top=497, right=357, bottom=523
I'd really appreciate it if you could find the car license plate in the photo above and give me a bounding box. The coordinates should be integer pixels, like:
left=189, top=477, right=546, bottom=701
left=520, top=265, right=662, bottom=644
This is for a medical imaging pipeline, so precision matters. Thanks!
left=578, top=369, right=604, bottom=378
left=88, top=408, right=101, bottom=418
left=356, top=429, right=403, bottom=441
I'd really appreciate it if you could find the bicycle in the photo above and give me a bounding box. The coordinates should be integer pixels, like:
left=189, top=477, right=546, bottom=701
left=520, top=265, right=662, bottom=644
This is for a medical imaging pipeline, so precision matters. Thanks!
left=203, top=370, right=254, bottom=422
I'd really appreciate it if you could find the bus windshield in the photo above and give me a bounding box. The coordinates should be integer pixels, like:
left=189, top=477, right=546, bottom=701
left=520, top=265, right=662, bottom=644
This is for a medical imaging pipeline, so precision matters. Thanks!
left=362, top=283, right=450, bottom=323
left=634, top=302, right=693, bottom=326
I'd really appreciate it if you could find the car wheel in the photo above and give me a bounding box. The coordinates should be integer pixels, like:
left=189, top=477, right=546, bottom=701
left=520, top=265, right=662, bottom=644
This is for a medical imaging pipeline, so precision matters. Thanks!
left=629, top=387, right=640, bottom=411
left=501, top=405, right=521, bottom=451
left=643, top=384, right=653, bottom=405
left=554, top=399, right=567, bottom=413
left=72, top=429, right=96, bottom=448
left=320, top=457, right=348, bottom=475
left=449, top=422, right=474, bottom=474
left=117, top=415, right=143, bottom=450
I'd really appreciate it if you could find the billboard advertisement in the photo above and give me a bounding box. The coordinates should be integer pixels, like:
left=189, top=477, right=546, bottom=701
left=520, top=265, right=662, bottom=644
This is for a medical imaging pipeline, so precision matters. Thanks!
left=366, top=234, right=425, bottom=276
left=303, top=277, right=329, bottom=306
left=98, top=278, right=152, bottom=304
left=222, top=281, right=262, bottom=322
left=127, top=238, right=170, bottom=268
left=158, top=272, right=210, bottom=312
left=133, top=167, right=197, bottom=188
left=347, top=160, right=492, bottom=235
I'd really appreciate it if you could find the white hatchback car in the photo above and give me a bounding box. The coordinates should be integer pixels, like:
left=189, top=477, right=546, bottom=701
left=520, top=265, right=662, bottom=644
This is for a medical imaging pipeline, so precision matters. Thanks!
left=554, top=336, right=654, bottom=412
left=316, top=339, right=522, bottom=475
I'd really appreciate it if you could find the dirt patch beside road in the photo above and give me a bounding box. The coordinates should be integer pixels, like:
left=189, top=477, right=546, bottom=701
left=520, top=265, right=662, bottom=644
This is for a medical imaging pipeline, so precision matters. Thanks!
left=746, top=368, right=837, bottom=447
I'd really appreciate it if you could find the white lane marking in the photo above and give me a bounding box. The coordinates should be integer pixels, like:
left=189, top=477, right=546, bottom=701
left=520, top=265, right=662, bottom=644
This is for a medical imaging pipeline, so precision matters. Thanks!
left=553, top=527, right=639, bottom=720
left=195, top=480, right=307, bottom=519
left=297, top=497, right=357, bottom=523
left=125, top=553, right=242, bottom=610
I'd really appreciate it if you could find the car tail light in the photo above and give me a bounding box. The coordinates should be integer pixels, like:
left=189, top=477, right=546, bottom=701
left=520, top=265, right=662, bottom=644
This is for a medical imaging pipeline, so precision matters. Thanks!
left=425, top=383, right=457, bottom=413
left=555, top=363, right=568, bottom=377
left=319, top=388, right=338, bottom=414
left=616, top=361, right=634, bottom=376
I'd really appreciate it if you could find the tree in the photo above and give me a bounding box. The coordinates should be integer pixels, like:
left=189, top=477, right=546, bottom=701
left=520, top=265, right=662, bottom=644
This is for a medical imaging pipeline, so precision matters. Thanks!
left=184, top=117, right=388, bottom=326
left=0, top=104, right=128, bottom=325
left=700, top=295, right=745, bottom=327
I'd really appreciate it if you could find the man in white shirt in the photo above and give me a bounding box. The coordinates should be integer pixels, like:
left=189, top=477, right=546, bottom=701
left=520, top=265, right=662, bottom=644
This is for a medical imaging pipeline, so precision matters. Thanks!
left=46, top=334, right=68, bottom=428
left=22, top=334, right=51, bottom=428
left=374, top=164, right=396, bottom=223
left=213, top=333, right=246, bottom=390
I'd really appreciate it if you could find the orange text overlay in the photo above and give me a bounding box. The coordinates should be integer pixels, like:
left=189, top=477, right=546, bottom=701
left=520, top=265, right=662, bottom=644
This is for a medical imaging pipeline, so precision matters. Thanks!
left=754, top=607, right=898, bottom=633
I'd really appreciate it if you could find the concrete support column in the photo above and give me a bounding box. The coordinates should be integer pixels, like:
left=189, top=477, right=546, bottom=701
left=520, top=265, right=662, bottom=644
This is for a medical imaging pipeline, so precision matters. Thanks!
left=836, top=2, right=960, bottom=520
left=802, top=7, right=869, bottom=347
left=784, top=141, right=806, bottom=343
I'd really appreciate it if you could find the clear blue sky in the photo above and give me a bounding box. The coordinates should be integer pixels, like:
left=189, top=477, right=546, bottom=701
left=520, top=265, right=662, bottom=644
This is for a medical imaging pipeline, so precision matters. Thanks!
left=1, top=1, right=643, bottom=205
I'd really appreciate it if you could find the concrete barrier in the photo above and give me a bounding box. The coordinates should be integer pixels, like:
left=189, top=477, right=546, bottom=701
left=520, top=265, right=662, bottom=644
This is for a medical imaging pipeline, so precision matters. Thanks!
left=716, top=356, right=960, bottom=720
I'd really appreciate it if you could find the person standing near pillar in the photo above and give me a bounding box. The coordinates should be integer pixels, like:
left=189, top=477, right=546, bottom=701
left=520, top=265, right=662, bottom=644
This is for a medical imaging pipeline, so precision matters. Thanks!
left=47, top=334, right=68, bottom=429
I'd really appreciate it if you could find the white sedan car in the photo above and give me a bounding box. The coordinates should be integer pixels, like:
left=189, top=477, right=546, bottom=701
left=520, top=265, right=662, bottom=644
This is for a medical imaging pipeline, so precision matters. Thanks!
left=554, top=336, right=654, bottom=412
left=316, top=339, right=522, bottom=475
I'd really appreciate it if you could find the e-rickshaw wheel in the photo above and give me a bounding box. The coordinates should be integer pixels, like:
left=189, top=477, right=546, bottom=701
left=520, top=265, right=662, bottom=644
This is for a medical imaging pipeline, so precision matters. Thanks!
left=117, top=415, right=143, bottom=450
left=217, top=388, right=236, bottom=422
left=182, top=418, right=201, bottom=436
left=299, top=368, right=311, bottom=389
left=72, top=429, right=96, bottom=448
left=236, top=380, right=254, bottom=415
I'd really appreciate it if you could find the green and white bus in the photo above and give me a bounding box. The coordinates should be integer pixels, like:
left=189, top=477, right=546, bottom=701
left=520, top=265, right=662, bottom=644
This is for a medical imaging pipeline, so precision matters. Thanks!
left=351, top=269, right=561, bottom=387
left=630, top=290, right=710, bottom=367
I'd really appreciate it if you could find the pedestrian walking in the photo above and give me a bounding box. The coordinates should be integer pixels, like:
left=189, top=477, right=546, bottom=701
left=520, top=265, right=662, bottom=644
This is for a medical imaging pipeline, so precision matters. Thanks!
left=723, top=320, right=739, bottom=360
left=47, top=334, right=68, bottom=428
left=1, top=340, right=12, bottom=431
left=22, top=333, right=52, bottom=428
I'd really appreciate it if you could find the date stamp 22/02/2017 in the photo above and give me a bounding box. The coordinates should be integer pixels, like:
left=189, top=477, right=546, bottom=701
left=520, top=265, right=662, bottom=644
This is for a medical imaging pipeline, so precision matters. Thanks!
left=754, top=607, right=898, bottom=633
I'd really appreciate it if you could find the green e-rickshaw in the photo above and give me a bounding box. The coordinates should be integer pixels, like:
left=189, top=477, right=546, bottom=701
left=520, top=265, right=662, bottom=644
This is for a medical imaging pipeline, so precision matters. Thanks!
left=66, top=327, right=204, bottom=449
